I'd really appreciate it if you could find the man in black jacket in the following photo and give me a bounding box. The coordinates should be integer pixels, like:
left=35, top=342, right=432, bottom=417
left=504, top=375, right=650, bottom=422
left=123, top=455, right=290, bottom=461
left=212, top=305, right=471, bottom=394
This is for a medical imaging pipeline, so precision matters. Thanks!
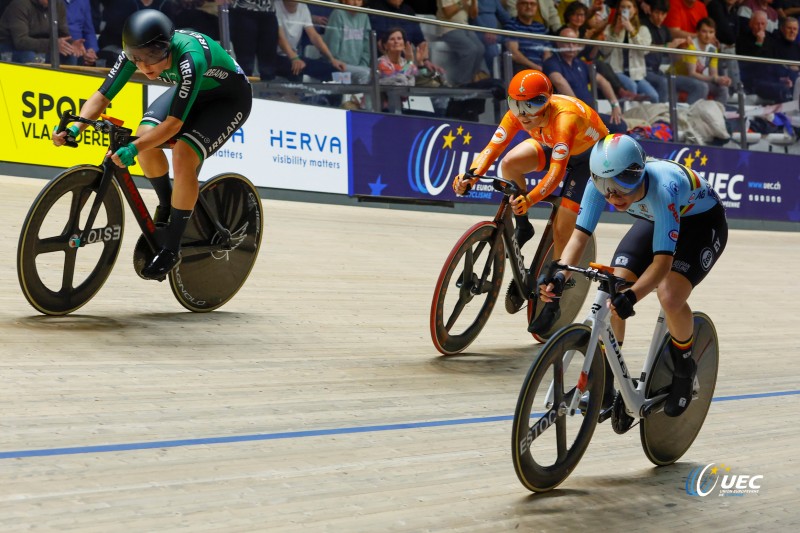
left=0, top=0, right=73, bottom=63
left=737, top=10, right=790, bottom=102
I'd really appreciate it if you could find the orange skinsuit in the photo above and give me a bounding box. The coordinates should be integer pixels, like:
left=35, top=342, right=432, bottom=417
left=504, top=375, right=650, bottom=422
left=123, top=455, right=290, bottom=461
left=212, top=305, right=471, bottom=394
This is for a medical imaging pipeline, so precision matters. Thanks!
left=468, top=94, right=609, bottom=212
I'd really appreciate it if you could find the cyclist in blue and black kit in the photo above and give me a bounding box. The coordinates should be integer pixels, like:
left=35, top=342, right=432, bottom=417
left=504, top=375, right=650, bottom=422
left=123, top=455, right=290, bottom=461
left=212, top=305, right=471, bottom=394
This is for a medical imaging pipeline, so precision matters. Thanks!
left=527, top=134, right=728, bottom=418
left=52, top=9, right=253, bottom=279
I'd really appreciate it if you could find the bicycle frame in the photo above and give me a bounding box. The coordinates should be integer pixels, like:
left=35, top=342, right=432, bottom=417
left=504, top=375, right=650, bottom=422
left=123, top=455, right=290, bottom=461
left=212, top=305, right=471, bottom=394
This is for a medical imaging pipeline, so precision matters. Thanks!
left=492, top=191, right=560, bottom=302
left=547, top=283, right=670, bottom=419
left=58, top=112, right=232, bottom=257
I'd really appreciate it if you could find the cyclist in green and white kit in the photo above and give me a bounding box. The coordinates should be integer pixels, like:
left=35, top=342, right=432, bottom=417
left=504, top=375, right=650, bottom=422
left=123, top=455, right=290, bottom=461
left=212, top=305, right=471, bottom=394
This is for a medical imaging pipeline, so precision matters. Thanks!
left=52, top=9, right=253, bottom=279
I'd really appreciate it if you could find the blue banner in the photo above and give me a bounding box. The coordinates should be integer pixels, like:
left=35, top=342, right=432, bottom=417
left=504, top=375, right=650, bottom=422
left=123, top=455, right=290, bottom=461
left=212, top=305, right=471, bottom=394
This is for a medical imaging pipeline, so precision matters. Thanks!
left=350, top=113, right=800, bottom=223
left=350, top=113, right=532, bottom=204
left=641, top=141, right=800, bottom=223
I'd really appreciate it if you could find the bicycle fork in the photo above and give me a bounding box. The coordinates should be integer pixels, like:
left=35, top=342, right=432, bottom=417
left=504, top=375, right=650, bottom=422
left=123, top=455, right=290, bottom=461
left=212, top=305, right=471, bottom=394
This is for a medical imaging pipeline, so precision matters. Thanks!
left=544, top=290, right=609, bottom=416
left=68, top=162, right=129, bottom=249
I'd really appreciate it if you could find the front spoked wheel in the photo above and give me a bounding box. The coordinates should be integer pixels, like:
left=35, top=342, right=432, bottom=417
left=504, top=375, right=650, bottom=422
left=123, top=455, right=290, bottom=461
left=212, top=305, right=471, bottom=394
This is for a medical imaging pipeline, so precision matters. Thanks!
left=169, top=173, right=263, bottom=312
left=17, top=166, right=124, bottom=315
left=512, top=323, right=605, bottom=492
left=430, top=221, right=504, bottom=355
left=640, top=312, right=719, bottom=465
left=527, top=233, right=596, bottom=342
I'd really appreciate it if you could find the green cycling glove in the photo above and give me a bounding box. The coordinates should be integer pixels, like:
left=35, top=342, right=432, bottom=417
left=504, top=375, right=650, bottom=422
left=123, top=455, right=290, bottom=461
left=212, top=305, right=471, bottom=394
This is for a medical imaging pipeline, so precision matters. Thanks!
left=115, top=143, right=139, bottom=166
left=54, top=124, right=80, bottom=139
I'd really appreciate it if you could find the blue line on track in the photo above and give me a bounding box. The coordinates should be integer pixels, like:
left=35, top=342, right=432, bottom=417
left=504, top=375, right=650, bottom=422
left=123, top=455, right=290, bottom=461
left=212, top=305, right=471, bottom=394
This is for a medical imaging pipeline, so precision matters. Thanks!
left=2, top=389, right=798, bottom=460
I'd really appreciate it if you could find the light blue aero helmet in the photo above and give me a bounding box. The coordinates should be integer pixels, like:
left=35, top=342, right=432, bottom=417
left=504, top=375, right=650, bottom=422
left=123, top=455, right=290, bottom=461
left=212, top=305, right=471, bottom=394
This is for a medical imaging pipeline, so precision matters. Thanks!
left=589, top=134, right=647, bottom=196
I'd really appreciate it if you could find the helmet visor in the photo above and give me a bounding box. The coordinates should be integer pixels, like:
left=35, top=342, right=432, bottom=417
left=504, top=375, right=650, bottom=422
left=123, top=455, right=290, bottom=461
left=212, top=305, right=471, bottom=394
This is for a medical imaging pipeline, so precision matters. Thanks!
left=590, top=169, right=643, bottom=198
left=124, top=41, right=170, bottom=66
left=507, top=95, right=548, bottom=118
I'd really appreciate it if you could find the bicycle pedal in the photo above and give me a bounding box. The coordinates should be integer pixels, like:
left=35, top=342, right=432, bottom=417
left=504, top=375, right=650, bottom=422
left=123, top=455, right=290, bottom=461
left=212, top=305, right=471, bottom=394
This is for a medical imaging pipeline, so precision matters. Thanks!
left=578, top=391, right=590, bottom=414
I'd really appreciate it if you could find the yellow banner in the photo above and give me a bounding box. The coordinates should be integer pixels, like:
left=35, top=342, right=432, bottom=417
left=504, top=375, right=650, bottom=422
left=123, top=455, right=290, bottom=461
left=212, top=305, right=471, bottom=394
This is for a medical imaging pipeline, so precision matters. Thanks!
left=0, top=63, right=144, bottom=172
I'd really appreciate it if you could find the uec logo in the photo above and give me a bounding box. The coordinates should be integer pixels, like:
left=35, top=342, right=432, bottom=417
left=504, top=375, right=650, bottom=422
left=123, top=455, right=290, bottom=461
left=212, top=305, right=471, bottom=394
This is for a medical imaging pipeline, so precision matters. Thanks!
left=408, top=124, right=467, bottom=196
left=686, top=463, right=763, bottom=497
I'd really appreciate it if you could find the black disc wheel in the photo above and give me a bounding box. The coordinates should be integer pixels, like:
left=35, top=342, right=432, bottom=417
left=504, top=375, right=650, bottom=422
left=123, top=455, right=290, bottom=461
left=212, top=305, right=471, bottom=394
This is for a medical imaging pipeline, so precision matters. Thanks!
left=17, top=166, right=124, bottom=315
left=430, top=222, right=504, bottom=355
left=512, top=323, right=604, bottom=492
left=169, top=173, right=263, bottom=312
left=526, top=233, right=596, bottom=342
left=640, top=312, right=719, bottom=465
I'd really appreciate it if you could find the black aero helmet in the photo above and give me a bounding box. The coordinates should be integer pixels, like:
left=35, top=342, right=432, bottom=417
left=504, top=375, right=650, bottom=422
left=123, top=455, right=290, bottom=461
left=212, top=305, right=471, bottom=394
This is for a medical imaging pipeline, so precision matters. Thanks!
left=122, top=9, right=175, bottom=65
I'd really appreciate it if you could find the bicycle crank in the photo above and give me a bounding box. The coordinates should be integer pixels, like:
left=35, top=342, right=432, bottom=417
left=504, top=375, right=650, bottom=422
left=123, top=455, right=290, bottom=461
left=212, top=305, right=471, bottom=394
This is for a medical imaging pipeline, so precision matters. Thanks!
left=611, top=391, right=634, bottom=434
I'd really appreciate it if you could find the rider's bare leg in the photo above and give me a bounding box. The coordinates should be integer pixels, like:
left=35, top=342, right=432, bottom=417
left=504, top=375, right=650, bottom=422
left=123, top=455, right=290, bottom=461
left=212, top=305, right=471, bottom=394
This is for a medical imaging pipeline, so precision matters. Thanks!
left=136, top=125, right=172, bottom=224
left=500, top=140, right=544, bottom=247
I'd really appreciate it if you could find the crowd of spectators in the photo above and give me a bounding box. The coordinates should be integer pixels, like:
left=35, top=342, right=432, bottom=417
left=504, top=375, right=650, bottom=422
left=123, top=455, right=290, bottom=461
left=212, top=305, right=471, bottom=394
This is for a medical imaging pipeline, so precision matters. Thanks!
left=1, top=0, right=800, bottom=113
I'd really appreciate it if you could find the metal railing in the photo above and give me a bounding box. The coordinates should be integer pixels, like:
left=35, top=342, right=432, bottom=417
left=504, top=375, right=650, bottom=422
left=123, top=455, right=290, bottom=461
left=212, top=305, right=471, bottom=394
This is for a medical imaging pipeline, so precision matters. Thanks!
left=33, top=0, right=800, bottom=147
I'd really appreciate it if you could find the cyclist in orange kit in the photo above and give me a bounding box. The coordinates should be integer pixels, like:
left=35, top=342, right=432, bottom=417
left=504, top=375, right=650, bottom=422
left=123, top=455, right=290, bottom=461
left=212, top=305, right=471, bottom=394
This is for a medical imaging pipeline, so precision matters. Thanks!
left=453, top=69, right=609, bottom=333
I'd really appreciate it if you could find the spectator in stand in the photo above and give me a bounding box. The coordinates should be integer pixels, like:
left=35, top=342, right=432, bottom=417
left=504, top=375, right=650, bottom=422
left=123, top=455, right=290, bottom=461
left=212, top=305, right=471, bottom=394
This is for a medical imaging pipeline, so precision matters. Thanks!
left=775, top=15, right=800, bottom=61
left=773, top=16, right=800, bottom=96
left=672, top=17, right=732, bottom=104
left=227, top=0, right=278, bottom=81
left=0, top=0, right=74, bottom=64
left=377, top=26, right=417, bottom=84
left=641, top=0, right=710, bottom=104
left=543, top=26, right=626, bottom=132
left=706, top=0, right=742, bottom=89
left=737, top=0, right=779, bottom=34
left=664, top=0, right=708, bottom=39
left=555, top=2, right=597, bottom=50
left=64, top=0, right=99, bottom=66
left=97, top=0, right=172, bottom=64
left=275, top=0, right=345, bottom=81
left=557, top=1, right=627, bottom=98
left=472, top=0, right=511, bottom=75
left=436, top=0, right=487, bottom=85
left=585, top=0, right=611, bottom=36
left=601, top=0, right=659, bottom=102
left=502, top=0, right=560, bottom=32
left=504, top=0, right=549, bottom=73
left=323, top=0, right=371, bottom=84
left=370, top=0, right=443, bottom=80
left=170, top=0, right=220, bottom=40
left=736, top=10, right=789, bottom=101
left=581, top=0, right=641, bottom=101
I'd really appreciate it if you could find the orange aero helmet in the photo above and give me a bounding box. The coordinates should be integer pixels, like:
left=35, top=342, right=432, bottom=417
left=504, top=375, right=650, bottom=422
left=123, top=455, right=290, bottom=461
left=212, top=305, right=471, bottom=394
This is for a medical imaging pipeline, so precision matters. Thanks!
left=507, top=69, right=553, bottom=117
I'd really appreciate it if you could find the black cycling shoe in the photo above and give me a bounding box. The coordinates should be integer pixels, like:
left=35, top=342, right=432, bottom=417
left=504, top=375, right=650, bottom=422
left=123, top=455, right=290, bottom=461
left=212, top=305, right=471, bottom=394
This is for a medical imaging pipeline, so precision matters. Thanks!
left=514, top=221, right=535, bottom=249
left=528, top=301, right=561, bottom=334
left=664, top=358, right=697, bottom=417
left=141, top=248, right=181, bottom=280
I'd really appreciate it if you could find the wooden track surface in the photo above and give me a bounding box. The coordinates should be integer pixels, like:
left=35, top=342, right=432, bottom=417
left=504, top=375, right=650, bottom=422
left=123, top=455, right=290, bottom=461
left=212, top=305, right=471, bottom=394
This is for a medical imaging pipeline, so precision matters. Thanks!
left=1, top=174, right=798, bottom=531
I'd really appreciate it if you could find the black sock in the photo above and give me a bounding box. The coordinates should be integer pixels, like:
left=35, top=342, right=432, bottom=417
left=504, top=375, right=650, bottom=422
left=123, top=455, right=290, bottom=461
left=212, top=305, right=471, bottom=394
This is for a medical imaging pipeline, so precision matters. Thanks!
left=165, top=207, right=192, bottom=251
left=515, top=214, right=532, bottom=228
left=669, top=336, right=694, bottom=377
left=149, top=173, right=172, bottom=208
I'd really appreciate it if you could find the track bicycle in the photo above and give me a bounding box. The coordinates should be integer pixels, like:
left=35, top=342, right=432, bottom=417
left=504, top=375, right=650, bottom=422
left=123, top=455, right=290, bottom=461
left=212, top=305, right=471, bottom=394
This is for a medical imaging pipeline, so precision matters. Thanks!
left=17, top=111, right=263, bottom=315
left=511, top=263, right=719, bottom=493
left=430, top=175, right=596, bottom=355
